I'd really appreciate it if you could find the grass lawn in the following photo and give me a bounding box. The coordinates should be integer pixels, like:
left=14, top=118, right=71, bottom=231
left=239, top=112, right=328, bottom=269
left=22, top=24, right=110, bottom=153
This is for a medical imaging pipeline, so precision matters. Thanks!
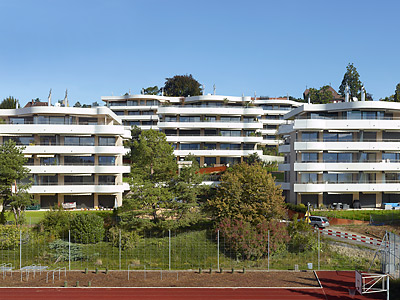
left=313, top=209, right=400, bottom=221
left=5, top=210, right=114, bottom=225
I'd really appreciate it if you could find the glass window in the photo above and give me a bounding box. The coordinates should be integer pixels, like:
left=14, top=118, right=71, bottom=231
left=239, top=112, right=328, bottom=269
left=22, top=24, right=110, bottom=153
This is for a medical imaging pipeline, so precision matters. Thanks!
left=37, top=175, right=58, bottom=185
left=204, top=116, right=216, bottom=122
left=180, top=144, right=200, bottom=150
left=362, top=111, right=376, bottom=119
left=40, top=156, right=59, bottom=165
left=301, top=173, right=318, bottom=183
left=220, top=130, right=241, bottom=137
left=165, top=116, right=177, bottom=122
left=114, top=111, right=125, bottom=116
left=243, top=144, right=254, bottom=150
left=49, top=116, right=65, bottom=124
left=180, top=116, right=201, bottom=122
left=40, top=136, right=57, bottom=145
left=109, top=101, right=126, bottom=106
left=64, top=175, right=94, bottom=185
left=9, top=118, right=25, bottom=124
left=205, top=130, right=217, bottom=136
left=98, top=136, right=115, bottom=146
left=323, top=133, right=337, bottom=142
left=302, top=152, right=318, bottom=162
left=142, top=111, right=154, bottom=115
left=98, top=175, right=115, bottom=185
left=79, top=118, right=97, bottom=125
left=204, top=157, right=216, bottom=166
left=302, top=132, right=318, bottom=142
left=204, top=143, right=216, bottom=150
left=98, top=156, right=115, bottom=165
left=179, top=130, right=200, bottom=136
left=64, top=156, right=94, bottom=165
left=4, top=136, right=35, bottom=145
left=220, top=116, right=240, bottom=122
left=80, top=137, right=95, bottom=146
left=127, top=100, right=138, bottom=106
left=220, top=144, right=241, bottom=150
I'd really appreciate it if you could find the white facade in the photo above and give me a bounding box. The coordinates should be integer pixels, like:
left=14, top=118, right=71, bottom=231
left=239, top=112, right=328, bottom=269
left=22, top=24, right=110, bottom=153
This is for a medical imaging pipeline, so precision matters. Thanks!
left=102, top=94, right=301, bottom=165
left=0, top=106, right=131, bottom=209
left=278, top=101, right=400, bottom=208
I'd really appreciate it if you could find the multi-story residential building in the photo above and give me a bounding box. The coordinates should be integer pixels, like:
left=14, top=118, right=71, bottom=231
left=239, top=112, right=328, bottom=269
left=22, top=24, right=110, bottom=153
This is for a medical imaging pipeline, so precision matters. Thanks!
left=278, top=101, right=400, bottom=208
left=0, top=105, right=131, bottom=209
left=102, top=93, right=301, bottom=165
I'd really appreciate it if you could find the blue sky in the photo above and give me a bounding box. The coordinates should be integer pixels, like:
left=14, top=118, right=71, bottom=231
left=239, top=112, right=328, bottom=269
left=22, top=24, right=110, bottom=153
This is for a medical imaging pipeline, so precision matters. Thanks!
left=1, top=0, right=399, bottom=106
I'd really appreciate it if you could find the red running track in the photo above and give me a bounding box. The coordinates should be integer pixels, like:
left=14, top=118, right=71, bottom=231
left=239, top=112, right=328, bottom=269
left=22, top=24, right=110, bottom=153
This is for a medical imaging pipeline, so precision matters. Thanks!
left=0, top=271, right=385, bottom=300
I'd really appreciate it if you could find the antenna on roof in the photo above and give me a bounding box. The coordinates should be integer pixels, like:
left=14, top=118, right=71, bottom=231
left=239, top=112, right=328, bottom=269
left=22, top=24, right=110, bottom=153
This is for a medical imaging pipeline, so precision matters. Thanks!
left=161, top=87, right=164, bottom=96
left=213, top=84, right=216, bottom=95
left=345, top=83, right=350, bottom=102
left=254, top=91, right=256, bottom=99
left=361, top=85, right=365, bottom=101
left=308, top=94, right=311, bottom=104
left=48, top=89, right=52, bottom=106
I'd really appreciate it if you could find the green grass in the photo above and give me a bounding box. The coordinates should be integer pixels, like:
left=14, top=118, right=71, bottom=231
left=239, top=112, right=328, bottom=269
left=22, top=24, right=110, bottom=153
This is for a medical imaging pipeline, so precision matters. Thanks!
left=313, top=209, right=400, bottom=221
left=5, top=210, right=114, bottom=225
left=0, top=229, right=378, bottom=272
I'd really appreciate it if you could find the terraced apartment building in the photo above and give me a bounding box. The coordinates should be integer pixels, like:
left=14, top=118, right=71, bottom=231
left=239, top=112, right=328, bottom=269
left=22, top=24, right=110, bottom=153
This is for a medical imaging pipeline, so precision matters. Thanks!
left=0, top=104, right=131, bottom=209
left=102, top=93, right=301, bottom=165
left=278, top=101, right=400, bottom=208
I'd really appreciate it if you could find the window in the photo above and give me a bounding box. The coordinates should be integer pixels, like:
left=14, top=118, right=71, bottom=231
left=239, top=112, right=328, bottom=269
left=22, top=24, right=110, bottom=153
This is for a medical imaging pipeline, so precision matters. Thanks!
left=243, top=144, right=254, bottom=150
left=40, top=156, right=59, bottom=165
left=220, top=157, right=241, bottom=165
left=98, top=175, right=115, bottom=185
left=40, top=136, right=57, bottom=145
left=383, top=152, right=400, bottom=162
left=128, top=111, right=140, bottom=115
left=204, top=116, right=216, bottom=122
left=302, top=132, right=318, bottom=142
left=4, top=136, right=35, bottom=145
left=220, top=144, right=241, bottom=150
left=142, top=111, right=154, bottom=115
left=36, top=175, right=58, bottom=185
left=79, top=118, right=97, bottom=125
left=204, top=157, right=216, bottom=166
left=114, top=111, right=125, bottom=116
left=220, top=116, right=240, bottom=122
left=384, top=173, right=400, bottom=183
left=180, top=116, right=201, bottom=122
left=109, top=101, right=126, bottom=106
left=165, top=116, right=177, bottom=122
left=180, top=144, right=200, bottom=150
left=323, top=173, right=354, bottom=183
left=64, top=156, right=94, bottom=165
left=205, top=130, right=217, bottom=136
left=64, top=175, right=94, bottom=185
left=98, top=156, right=115, bottom=165
left=98, top=136, right=115, bottom=146
left=220, top=130, right=241, bottom=137
left=301, top=152, right=318, bottom=162
left=204, top=143, right=216, bottom=150
left=179, top=130, right=200, bottom=136
left=64, top=136, right=95, bottom=146
left=301, top=173, right=318, bottom=183
left=165, top=130, right=177, bottom=136
left=127, top=100, right=138, bottom=106
left=323, top=132, right=353, bottom=142
left=322, top=153, right=352, bottom=163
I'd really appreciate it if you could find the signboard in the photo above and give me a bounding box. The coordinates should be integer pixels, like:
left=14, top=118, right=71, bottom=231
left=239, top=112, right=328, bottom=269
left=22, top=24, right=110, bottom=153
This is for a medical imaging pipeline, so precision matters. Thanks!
left=355, top=270, right=362, bottom=294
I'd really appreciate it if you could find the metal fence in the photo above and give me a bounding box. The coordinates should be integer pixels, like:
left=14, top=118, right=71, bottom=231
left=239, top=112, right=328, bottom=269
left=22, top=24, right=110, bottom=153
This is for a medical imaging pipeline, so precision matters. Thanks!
left=378, top=232, right=400, bottom=279
left=0, top=228, right=380, bottom=272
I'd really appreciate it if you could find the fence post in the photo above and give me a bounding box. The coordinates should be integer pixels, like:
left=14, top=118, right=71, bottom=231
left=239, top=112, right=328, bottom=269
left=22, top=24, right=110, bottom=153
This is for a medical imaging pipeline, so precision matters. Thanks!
left=19, top=230, right=22, bottom=270
left=168, top=230, right=171, bottom=271
left=119, top=229, right=122, bottom=270
left=217, top=230, right=220, bottom=271
left=68, top=230, right=71, bottom=271
left=267, top=230, right=270, bottom=271
left=318, top=228, right=320, bottom=270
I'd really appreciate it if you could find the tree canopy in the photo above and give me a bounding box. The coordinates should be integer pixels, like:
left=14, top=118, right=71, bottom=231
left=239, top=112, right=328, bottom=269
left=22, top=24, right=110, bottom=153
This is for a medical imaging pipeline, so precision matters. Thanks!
left=338, top=63, right=364, bottom=100
left=206, top=162, right=286, bottom=225
left=0, top=140, right=33, bottom=224
left=142, top=86, right=160, bottom=95
left=306, top=85, right=334, bottom=104
left=163, top=74, right=202, bottom=97
left=0, top=96, right=18, bottom=109
left=395, top=83, right=400, bottom=102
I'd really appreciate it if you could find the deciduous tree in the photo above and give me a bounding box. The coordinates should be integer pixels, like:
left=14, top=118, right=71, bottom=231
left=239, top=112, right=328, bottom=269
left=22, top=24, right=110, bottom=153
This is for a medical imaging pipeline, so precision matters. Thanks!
left=142, top=86, right=160, bottom=95
left=207, top=162, right=286, bottom=225
left=163, top=74, right=202, bottom=97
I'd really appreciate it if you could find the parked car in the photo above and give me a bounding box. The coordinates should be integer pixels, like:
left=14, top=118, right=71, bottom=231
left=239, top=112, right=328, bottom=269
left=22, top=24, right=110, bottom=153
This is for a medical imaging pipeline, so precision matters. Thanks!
left=308, top=216, right=330, bottom=228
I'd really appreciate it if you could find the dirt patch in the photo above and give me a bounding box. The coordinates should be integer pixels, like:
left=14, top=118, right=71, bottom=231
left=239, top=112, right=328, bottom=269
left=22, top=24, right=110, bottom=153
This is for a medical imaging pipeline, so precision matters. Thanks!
left=0, top=270, right=319, bottom=288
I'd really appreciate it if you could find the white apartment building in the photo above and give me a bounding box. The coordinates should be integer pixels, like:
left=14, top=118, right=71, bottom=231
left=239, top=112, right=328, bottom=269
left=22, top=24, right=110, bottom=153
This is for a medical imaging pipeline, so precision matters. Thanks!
left=0, top=105, right=131, bottom=209
left=102, top=93, right=301, bottom=165
left=278, top=101, right=400, bottom=208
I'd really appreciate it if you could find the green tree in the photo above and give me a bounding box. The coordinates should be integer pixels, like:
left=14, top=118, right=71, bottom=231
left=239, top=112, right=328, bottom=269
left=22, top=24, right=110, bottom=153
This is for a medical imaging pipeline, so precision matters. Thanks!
left=142, top=86, right=160, bottom=95
left=395, top=83, right=400, bottom=102
left=207, top=162, right=286, bottom=225
left=70, top=213, right=105, bottom=244
left=245, top=152, right=263, bottom=165
left=0, top=140, right=33, bottom=224
left=338, top=63, right=363, bottom=99
left=163, top=74, right=202, bottom=97
left=169, top=155, right=208, bottom=226
left=305, top=86, right=333, bottom=104
left=73, top=101, right=82, bottom=107
left=120, top=130, right=177, bottom=228
left=0, top=96, right=18, bottom=109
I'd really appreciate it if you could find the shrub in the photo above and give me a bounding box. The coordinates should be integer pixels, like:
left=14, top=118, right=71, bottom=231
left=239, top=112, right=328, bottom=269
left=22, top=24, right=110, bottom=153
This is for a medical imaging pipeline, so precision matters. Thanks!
left=287, top=215, right=317, bottom=252
left=70, top=213, right=105, bottom=244
left=0, top=225, right=29, bottom=249
left=48, top=239, right=85, bottom=261
left=217, top=218, right=290, bottom=260
left=107, top=227, right=140, bottom=250
left=37, top=207, right=72, bottom=239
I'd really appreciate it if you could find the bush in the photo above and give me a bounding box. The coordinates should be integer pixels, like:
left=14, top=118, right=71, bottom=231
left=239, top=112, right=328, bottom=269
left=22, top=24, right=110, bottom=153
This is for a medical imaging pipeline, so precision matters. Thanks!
left=70, top=213, right=105, bottom=244
left=0, top=225, right=29, bottom=249
left=217, top=218, right=290, bottom=260
left=48, top=239, right=85, bottom=261
left=107, top=227, right=140, bottom=250
left=287, top=215, right=318, bottom=252
left=286, top=203, right=307, bottom=214
left=37, top=207, right=72, bottom=239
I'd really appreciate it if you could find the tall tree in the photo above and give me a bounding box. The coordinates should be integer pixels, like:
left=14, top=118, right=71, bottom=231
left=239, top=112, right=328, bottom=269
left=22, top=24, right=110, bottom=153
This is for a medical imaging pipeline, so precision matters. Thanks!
left=207, top=162, right=286, bottom=226
left=74, top=101, right=82, bottom=107
left=338, top=63, right=363, bottom=100
left=0, top=140, right=33, bottom=224
left=169, top=155, right=208, bottom=225
left=394, top=83, right=400, bottom=102
left=0, top=96, right=18, bottom=109
left=142, top=86, right=160, bottom=95
left=120, top=130, right=177, bottom=227
left=163, top=74, right=202, bottom=97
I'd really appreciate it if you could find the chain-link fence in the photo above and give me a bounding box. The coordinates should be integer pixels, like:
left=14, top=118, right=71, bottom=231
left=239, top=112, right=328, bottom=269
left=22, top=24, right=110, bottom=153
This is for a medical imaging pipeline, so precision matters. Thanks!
left=0, top=228, right=380, bottom=272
